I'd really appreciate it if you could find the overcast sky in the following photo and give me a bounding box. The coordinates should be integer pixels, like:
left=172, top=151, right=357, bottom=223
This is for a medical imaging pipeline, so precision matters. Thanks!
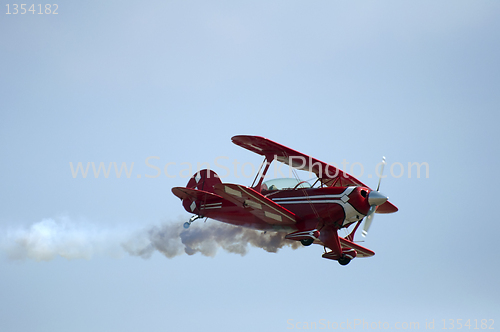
left=1, top=1, right=499, bottom=331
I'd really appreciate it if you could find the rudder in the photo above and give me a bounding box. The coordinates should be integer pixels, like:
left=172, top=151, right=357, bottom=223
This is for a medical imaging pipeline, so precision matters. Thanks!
left=185, top=169, right=222, bottom=194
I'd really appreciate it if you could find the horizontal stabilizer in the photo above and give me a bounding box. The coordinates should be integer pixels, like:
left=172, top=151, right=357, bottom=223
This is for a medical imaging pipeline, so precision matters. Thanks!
left=172, top=187, right=223, bottom=214
left=172, top=187, right=222, bottom=202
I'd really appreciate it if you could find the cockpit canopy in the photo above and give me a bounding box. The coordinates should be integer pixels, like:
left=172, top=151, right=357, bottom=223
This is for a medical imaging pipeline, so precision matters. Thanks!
left=261, top=178, right=311, bottom=191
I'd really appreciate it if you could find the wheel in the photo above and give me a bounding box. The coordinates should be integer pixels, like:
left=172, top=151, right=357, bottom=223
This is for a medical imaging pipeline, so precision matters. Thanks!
left=183, top=222, right=191, bottom=229
left=300, top=238, right=314, bottom=246
left=338, top=256, right=351, bottom=266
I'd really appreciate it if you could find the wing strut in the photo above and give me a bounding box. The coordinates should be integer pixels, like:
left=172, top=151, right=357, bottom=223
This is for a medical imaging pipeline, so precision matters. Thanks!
left=345, top=220, right=362, bottom=242
left=250, top=155, right=273, bottom=192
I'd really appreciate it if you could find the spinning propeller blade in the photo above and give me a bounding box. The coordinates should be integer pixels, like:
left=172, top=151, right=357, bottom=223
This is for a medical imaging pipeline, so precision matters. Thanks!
left=362, top=205, right=377, bottom=237
left=362, top=157, right=388, bottom=237
left=376, top=157, right=386, bottom=191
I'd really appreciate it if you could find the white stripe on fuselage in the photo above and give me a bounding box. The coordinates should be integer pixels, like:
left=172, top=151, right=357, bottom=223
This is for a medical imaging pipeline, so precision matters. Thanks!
left=271, top=187, right=364, bottom=225
left=272, top=193, right=347, bottom=201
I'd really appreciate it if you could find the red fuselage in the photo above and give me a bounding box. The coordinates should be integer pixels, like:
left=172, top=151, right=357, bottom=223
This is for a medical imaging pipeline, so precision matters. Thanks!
left=183, top=185, right=372, bottom=233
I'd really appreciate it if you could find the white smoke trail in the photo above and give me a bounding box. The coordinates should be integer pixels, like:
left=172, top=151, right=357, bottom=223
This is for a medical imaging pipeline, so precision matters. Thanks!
left=0, top=217, right=300, bottom=261
left=0, top=217, right=126, bottom=261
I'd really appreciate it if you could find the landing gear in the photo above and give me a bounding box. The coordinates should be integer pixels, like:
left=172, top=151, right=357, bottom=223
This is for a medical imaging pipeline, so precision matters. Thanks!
left=300, top=238, right=314, bottom=246
left=338, top=255, right=351, bottom=266
left=183, top=215, right=203, bottom=229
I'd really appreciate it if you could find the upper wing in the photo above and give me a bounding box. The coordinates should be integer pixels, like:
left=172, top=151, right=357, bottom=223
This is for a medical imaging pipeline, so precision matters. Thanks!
left=232, top=135, right=368, bottom=188
left=213, top=183, right=297, bottom=225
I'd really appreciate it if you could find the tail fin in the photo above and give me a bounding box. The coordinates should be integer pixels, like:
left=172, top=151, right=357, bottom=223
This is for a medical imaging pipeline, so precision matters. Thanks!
left=185, top=169, right=222, bottom=193
left=171, top=169, right=223, bottom=216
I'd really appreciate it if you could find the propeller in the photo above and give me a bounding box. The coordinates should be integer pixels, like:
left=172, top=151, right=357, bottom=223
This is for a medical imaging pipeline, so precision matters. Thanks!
left=376, top=157, right=386, bottom=191
left=362, top=157, right=388, bottom=237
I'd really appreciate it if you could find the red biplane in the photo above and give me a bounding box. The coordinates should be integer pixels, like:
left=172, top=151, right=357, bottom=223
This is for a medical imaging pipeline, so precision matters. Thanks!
left=172, top=135, right=398, bottom=265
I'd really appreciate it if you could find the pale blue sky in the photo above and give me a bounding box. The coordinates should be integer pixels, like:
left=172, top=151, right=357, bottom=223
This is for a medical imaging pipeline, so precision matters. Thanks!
left=1, top=1, right=499, bottom=331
